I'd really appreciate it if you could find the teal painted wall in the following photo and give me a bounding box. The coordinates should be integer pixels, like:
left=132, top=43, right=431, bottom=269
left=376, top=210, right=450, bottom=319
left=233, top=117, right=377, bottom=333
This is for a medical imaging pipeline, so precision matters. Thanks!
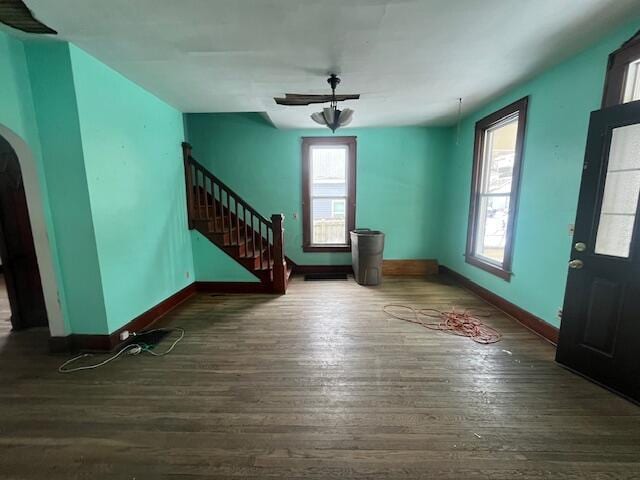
left=0, top=31, right=73, bottom=334
left=191, top=231, right=257, bottom=282
left=185, top=113, right=450, bottom=279
left=25, top=41, right=109, bottom=335
left=2, top=30, right=194, bottom=335
left=68, top=46, right=194, bottom=333
left=439, top=18, right=640, bottom=328
left=0, top=30, right=39, bottom=148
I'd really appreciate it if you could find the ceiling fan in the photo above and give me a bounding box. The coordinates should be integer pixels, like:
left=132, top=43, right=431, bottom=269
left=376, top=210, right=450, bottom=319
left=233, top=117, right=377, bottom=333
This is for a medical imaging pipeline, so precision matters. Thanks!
left=274, top=74, right=360, bottom=132
left=0, top=0, right=56, bottom=34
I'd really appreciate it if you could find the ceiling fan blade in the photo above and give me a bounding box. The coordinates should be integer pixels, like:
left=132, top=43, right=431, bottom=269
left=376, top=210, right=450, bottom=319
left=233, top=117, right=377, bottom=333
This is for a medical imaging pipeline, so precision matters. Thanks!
left=284, top=94, right=334, bottom=100
left=274, top=97, right=332, bottom=106
left=0, top=0, right=57, bottom=34
left=285, top=93, right=360, bottom=101
left=274, top=93, right=361, bottom=106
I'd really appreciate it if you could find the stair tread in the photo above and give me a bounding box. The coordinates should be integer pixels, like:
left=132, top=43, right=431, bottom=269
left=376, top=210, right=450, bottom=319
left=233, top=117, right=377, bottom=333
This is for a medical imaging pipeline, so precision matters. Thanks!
left=241, top=250, right=269, bottom=259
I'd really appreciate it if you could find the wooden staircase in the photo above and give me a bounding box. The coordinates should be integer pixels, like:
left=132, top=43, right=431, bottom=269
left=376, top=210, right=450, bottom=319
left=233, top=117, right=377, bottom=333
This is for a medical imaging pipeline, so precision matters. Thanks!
left=182, top=143, right=290, bottom=293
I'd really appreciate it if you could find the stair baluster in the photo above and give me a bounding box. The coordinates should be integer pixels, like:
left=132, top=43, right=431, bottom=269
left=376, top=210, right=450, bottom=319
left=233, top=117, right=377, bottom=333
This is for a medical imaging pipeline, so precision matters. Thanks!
left=181, top=142, right=289, bottom=293
left=271, top=214, right=286, bottom=294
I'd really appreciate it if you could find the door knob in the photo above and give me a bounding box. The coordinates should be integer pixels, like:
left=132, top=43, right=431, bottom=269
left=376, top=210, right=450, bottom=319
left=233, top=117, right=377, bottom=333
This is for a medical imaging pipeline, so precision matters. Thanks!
left=574, top=242, right=587, bottom=252
left=568, top=259, right=584, bottom=269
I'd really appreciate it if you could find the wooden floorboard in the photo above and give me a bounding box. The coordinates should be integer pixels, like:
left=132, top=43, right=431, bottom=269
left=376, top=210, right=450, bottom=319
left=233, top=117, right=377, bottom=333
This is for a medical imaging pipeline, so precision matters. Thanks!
left=0, top=275, right=639, bottom=479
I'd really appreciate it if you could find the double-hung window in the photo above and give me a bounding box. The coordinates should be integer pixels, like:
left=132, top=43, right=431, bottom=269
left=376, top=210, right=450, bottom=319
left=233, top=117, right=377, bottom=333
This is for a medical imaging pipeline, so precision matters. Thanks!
left=603, top=32, right=640, bottom=106
left=301, top=137, right=356, bottom=252
left=465, top=97, right=528, bottom=280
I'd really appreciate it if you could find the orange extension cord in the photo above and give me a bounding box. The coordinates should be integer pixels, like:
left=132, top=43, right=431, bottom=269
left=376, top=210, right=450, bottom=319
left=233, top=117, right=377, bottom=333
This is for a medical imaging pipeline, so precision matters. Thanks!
left=382, top=304, right=502, bottom=344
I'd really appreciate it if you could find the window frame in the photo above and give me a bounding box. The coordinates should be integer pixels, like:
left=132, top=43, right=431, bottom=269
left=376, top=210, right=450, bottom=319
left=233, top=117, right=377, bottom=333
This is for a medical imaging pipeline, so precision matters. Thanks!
left=301, top=136, right=357, bottom=252
left=602, top=30, right=640, bottom=107
left=465, top=96, right=529, bottom=281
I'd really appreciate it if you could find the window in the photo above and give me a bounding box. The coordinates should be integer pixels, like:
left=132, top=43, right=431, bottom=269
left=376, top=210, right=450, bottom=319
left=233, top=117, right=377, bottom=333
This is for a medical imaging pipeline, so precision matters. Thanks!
left=603, top=30, right=640, bottom=107
left=466, top=97, right=528, bottom=280
left=623, top=58, right=640, bottom=103
left=302, top=136, right=356, bottom=252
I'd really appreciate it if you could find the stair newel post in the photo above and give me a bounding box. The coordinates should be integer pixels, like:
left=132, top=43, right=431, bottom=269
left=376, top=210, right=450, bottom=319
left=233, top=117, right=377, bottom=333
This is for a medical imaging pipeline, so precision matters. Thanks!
left=259, top=222, right=264, bottom=268
left=182, top=142, right=195, bottom=229
left=267, top=226, right=272, bottom=267
left=271, top=214, right=286, bottom=294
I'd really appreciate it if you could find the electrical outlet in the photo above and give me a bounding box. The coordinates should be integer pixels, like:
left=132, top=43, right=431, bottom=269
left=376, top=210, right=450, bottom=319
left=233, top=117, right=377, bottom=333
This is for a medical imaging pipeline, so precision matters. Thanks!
left=186, top=271, right=190, bottom=279
left=119, top=330, right=130, bottom=341
left=568, top=223, right=575, bottom=236
left=293, top=212, right=298, bottom=220
left=556, top=308, right=563, bottom=320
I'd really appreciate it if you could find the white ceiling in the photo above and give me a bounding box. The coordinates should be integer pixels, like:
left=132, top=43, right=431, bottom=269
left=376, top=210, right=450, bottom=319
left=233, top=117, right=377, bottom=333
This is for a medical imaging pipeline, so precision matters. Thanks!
left=25, top=0, right=640, bottom=128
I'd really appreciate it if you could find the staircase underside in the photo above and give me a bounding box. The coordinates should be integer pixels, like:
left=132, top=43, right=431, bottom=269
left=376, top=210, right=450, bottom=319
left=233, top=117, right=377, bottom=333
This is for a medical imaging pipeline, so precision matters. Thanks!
left=192, top=197, right=291, bottom=293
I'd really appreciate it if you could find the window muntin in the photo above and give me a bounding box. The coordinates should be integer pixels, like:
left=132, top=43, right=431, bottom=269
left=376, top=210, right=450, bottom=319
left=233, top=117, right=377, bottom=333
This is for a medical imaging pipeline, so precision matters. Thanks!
left=331, top=199, right=346, bottom=217
left=302, top=137, right=356, bottom=252
left=466, top=98, right=528, bottom=280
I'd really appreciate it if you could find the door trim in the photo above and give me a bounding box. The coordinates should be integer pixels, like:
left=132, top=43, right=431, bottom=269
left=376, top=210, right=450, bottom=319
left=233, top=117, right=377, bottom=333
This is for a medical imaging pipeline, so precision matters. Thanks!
left=0, top=125, right=65, bottom=336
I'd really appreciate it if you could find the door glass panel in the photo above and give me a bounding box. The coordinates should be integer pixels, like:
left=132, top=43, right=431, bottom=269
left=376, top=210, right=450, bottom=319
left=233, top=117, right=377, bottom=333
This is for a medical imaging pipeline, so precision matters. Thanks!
left=600, top=171, right=640, bottom=215
left=604, top=122, right=640, bottom=170
left=595, top=215, right=636, bottom=258
left=594, top=123, right=640, bottom=257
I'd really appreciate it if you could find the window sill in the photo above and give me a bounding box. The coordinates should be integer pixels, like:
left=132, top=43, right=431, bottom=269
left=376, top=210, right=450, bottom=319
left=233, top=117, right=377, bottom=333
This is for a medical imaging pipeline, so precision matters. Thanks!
left=465, top=255, right=512, bottom=281
left=303, top=244, right=351, bottom=253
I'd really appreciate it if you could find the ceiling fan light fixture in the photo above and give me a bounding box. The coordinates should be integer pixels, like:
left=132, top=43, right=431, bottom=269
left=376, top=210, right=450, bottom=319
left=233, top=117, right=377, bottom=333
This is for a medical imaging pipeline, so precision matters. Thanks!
left=290, top=74, right=359, bottom=132
left=338, top=108, right=354, bottom=127
left=310, top=111, right=327, bottom=125
left=310, top=106, right=355, bottom=133
left=322, top=107, right=336, bottom=125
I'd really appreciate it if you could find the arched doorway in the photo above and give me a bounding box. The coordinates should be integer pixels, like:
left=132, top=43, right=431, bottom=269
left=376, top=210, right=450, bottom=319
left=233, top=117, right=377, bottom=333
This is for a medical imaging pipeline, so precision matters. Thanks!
left=0, top=134, right=48, bottom=331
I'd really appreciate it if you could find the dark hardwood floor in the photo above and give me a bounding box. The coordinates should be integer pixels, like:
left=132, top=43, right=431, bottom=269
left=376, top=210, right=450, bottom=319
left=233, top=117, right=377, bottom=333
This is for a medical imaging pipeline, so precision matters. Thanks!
left=1, top=275, right=638, bottom=479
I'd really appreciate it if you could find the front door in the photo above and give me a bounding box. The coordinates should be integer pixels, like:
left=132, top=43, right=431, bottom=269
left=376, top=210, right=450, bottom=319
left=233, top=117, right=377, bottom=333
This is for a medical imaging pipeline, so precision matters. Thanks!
left=556, top=100, right=640, bottom=403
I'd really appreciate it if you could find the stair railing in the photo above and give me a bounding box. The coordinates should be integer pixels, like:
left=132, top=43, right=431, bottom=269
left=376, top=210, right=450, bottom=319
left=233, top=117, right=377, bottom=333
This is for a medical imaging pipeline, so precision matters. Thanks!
left=182, top=142, right=286, bottom=293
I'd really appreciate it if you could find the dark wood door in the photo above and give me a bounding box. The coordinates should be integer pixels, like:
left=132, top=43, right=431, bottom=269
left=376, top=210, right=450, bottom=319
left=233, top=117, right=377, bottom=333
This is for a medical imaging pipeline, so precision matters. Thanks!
left=556, top=100, right=640, bottom=403
left=0, top=136, right=47, bottom=330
